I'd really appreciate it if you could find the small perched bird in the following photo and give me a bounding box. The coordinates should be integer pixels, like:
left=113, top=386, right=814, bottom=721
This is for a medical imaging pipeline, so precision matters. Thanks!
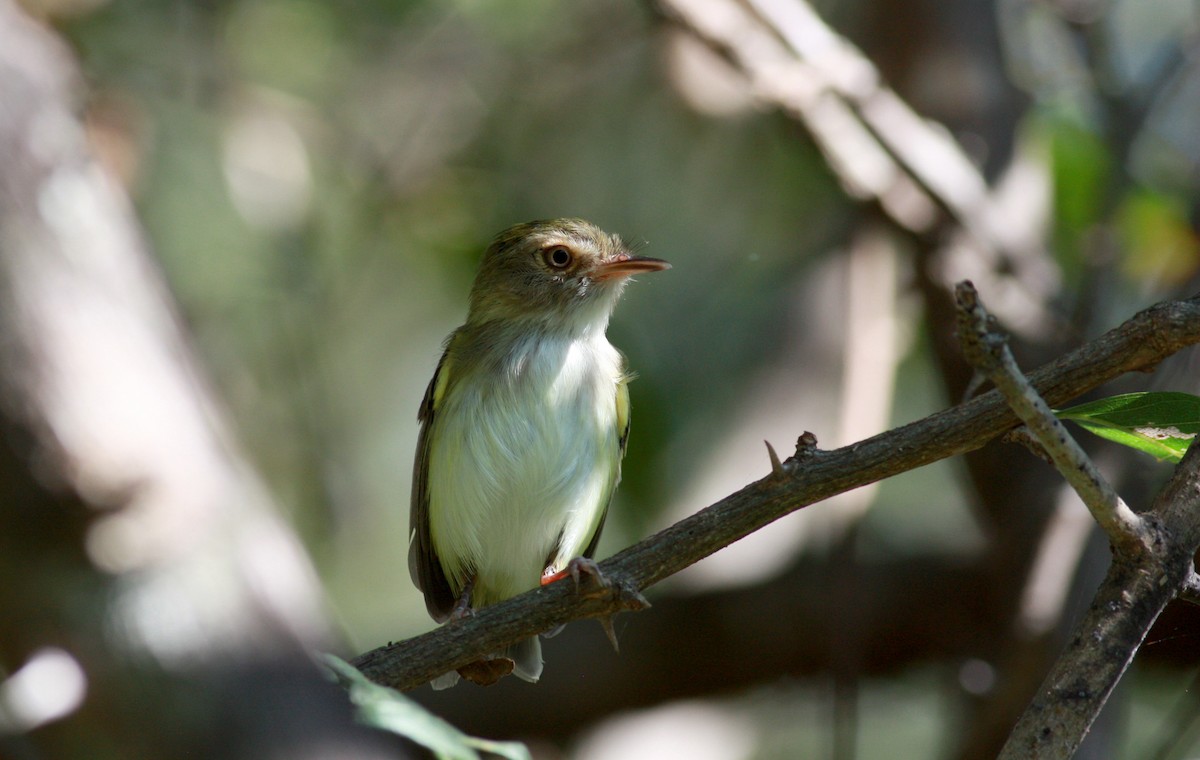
left=408, top=218, right=669, bottom=687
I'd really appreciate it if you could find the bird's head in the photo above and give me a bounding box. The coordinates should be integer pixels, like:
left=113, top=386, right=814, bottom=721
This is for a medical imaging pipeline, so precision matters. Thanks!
left=466, top=218, right=670, bottom=333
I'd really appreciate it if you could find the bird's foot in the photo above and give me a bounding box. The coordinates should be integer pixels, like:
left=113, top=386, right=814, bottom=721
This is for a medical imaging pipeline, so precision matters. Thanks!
left=448, top=578, right=475, bottom=621
left=541, top=557, right=610, bottom=597
left=541, top=558, right=650, bottom=653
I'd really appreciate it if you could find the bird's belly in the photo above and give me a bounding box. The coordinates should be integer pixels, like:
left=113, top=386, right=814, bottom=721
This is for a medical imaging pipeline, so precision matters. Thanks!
left=427, top=366, right=618, bottom=607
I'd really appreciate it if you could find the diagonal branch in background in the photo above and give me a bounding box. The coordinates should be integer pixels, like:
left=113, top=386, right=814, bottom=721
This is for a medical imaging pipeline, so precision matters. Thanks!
left=656, top=0, right=1061, bottom=342
left=656, top=0, right=1033, bottom=261
left=354, top=294, right=1200, bottom=691
left=657, top=0, right=937, bottom=232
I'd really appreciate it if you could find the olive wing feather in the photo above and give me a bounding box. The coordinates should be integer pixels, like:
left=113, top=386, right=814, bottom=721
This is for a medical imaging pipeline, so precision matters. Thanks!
left=408, top=347, right=457, bottom=622
left=579, top=365, right=631, bottom=560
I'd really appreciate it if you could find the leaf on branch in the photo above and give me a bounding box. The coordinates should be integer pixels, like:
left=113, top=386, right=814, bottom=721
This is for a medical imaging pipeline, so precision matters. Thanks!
left=1056, top=392, right=1200, bottom=462
left=322, top=654, right=532, bottom=760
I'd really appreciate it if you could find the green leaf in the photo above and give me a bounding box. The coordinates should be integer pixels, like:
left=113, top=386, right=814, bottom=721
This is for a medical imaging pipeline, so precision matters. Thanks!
left=1055, top=392, right=1200, bottom=462
left=321, top=654, right=531, bottom=760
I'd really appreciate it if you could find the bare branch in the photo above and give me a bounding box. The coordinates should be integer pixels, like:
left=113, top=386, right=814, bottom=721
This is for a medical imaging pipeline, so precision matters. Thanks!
left=355, top=294, right=1200, bottom=690
left=955, top=281, right=1150, bottom=554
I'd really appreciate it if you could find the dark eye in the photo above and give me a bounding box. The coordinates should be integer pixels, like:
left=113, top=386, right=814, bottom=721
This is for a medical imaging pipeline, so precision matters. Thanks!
left=544, top=246, right=573, bottom=269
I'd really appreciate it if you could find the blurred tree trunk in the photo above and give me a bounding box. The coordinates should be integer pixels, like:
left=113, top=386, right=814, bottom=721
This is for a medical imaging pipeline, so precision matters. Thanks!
left=0, top=2, right=404, bottom=757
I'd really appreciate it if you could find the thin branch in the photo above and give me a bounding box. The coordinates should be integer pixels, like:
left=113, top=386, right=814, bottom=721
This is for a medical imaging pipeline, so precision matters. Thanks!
left=354, top=294, right=1200, bottom=691
left=955, top=281, right=1150, bottom=554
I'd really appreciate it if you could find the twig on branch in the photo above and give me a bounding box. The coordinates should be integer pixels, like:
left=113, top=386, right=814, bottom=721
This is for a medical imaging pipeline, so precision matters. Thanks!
left=955, top=281, right=1150, bottom=555
left=354, top=294, right=1200, bottom=691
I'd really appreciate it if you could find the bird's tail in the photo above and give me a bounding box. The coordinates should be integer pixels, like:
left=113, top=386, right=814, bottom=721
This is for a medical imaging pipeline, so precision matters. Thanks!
left=507, top=636, right=543, bottom=683
left=430, top=670, right=460, bottom=690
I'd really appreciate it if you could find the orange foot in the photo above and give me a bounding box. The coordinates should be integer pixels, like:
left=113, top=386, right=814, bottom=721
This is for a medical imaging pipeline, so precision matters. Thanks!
left=541, top=557, right=608, bottom=595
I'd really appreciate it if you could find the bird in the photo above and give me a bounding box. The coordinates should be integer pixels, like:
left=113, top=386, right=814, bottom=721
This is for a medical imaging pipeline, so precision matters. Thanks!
left=408, top=218, right=669, bottom=687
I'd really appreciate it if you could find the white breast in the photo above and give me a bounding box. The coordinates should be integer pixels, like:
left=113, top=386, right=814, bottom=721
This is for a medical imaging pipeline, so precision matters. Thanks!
left=427, top=331, right=623, bottom=607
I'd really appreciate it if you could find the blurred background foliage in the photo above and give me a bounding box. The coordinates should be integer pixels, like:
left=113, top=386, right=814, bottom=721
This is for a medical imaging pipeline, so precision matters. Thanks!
left=22, top=0, right=1200, bottom=756
left=58, top=0, right=857, bottom=636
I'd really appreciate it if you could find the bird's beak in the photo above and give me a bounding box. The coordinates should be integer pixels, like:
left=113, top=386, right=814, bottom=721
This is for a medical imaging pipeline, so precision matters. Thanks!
left=592, top=253, right=671, bottom=281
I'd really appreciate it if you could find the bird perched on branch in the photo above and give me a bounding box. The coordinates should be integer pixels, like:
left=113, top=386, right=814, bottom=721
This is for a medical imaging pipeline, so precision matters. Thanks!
left=408, top=218, right=669, bottom=687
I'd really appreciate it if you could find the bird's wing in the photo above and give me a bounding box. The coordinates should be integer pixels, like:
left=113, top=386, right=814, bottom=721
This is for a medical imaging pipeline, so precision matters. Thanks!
left=581, top=363, right=631, bottom=560
left=408, top=341, right=458, bottom=622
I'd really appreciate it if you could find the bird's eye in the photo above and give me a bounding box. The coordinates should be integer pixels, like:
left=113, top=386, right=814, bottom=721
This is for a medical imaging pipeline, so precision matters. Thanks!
left=544, top=246, right=573, bottom=269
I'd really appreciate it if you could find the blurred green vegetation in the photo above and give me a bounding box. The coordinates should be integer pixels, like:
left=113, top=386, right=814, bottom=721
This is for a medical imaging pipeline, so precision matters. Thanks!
left=43, top=0, right=1200, bottom=755
left=62, top=0, right=854, bottom=644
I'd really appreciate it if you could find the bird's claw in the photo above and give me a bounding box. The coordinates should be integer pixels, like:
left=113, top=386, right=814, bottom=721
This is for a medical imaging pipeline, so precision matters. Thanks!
left=448, top=578, right=475, bottom=621
left=541, top=556, right=610, bottom=597
left=541, top=558, right=649, bottom=652
left=567, top=556, right=610, bottom=596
